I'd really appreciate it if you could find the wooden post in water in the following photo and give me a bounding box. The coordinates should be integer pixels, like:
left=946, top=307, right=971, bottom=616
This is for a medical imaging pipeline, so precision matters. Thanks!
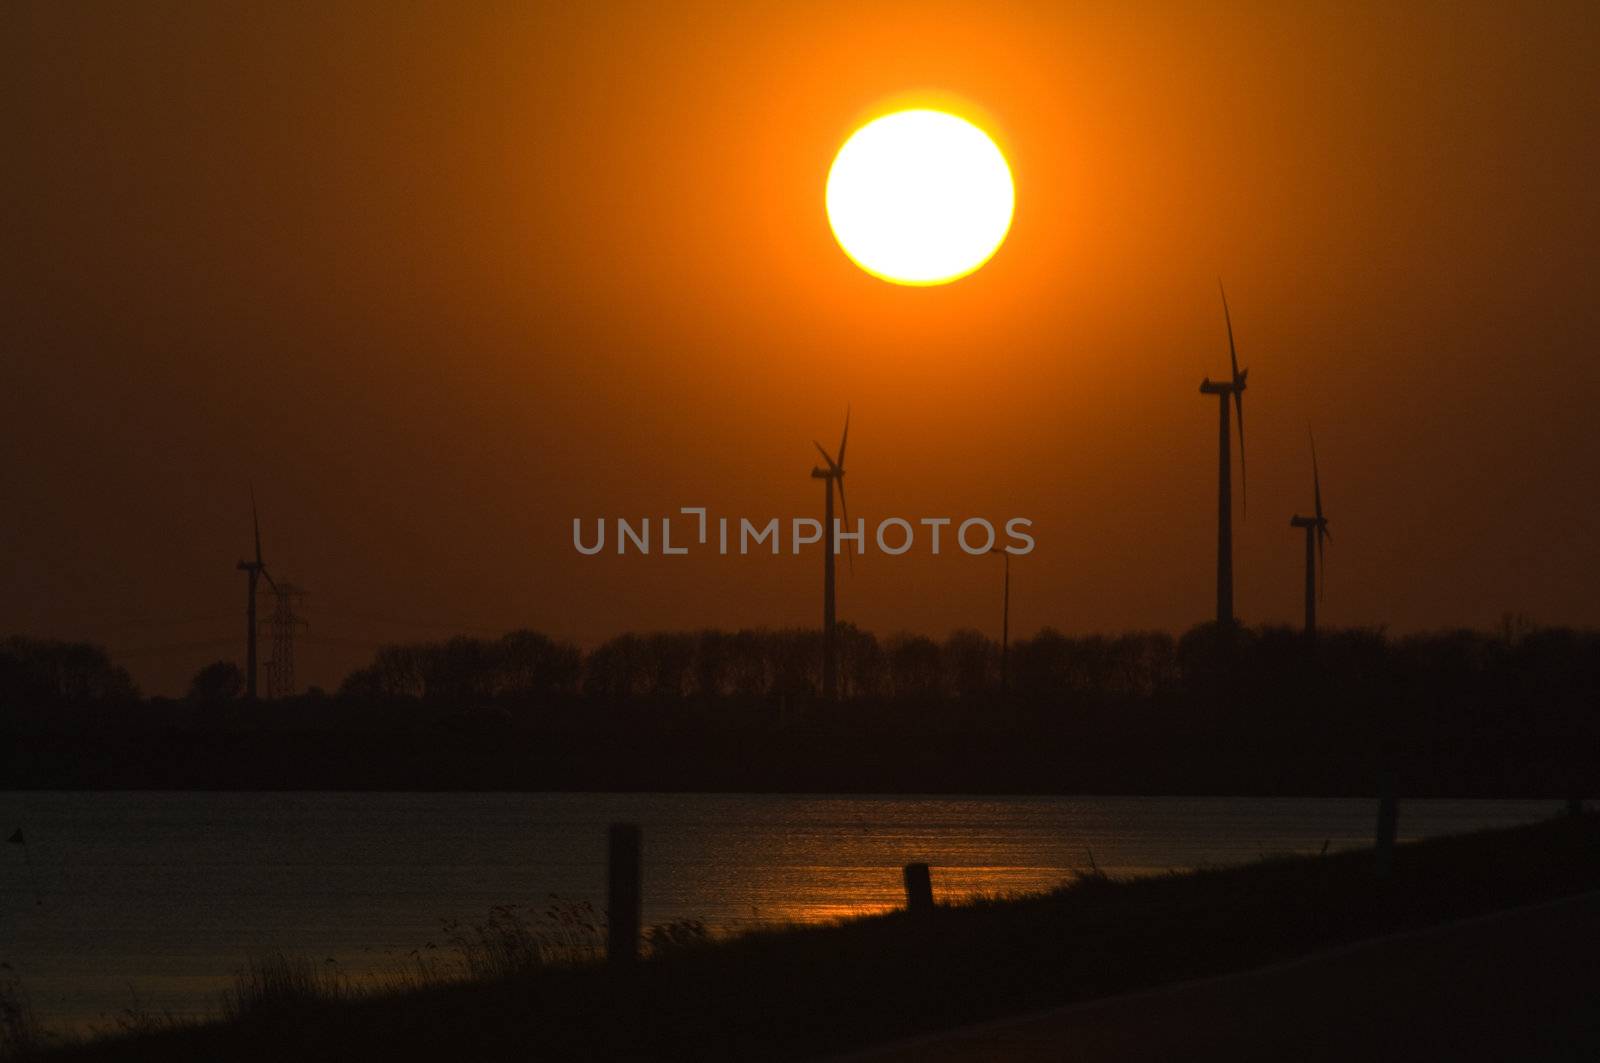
left=608, top=823, right=642, bottom=966
left=1375, top=783, right=1398, bottom=879
left=903, top=862, right=933, bottom=914
left=1567, top=798, right=1584, bottom=817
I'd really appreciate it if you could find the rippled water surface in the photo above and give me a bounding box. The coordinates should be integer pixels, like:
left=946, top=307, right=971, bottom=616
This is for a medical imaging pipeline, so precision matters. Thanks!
left=0, top=791, right=1555, bottom=1028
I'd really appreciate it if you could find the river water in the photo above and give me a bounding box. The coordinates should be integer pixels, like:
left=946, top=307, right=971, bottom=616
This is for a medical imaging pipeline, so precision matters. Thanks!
left=0, top=791, right=1556, bottom=1030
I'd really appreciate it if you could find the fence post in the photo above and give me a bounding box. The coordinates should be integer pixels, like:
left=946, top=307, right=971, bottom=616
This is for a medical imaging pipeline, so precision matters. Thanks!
left=1375, top=781, right=1398, bottom=879
left=903, top=862, right=933, bottom=914
left=608, top=823, right=641, bottom=966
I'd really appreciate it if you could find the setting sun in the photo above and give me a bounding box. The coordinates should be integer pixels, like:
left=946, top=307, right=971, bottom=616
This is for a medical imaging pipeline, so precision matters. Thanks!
left=825, top=109, right=1015, bottom=286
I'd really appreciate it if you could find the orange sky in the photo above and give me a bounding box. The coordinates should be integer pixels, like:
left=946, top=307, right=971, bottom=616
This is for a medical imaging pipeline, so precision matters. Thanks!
left=4, top=1, right=1598, bottom=695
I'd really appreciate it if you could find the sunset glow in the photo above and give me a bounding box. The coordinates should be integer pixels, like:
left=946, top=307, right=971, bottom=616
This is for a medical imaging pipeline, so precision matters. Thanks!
left=825, top=109, right=1014, bottom=286
left=8, top=3, right=1600, bottom=1054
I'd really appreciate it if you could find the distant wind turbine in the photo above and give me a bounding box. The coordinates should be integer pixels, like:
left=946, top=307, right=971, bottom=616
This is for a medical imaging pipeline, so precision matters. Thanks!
left=811, top=409, right=849, bottom=702
left=989, top=547, right=1011, bottom=694
left=236, top=491, right=277, bottom=700
left=1289, top=431, right=1331, bottom=635
left=1198, top=283, right=1249, bottom=626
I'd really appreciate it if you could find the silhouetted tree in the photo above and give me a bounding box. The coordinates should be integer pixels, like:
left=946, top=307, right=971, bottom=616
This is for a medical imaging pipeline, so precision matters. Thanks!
left=837, top=623, right=883, bottom=700
left=1113, top=631, right=1180, bottom=699
left=768, top=628, right=821, bottom=700
left=421, top=636, right=496, bottom=703
left=1177, top=621, right=1254, bottom=703
left=0, top=636, right=138, bottom=704
left=724, top=629, right=771, bottom=699
left=644, top=632, right=696, bottom=700
left=943, top=629, right=996, bottom=698
left=584, top=633, right=649, bottom=699
left=187, top=660, right=243, bottom=703
left=1012, top=627, right=1070, bottom=704
left=497, top=630, right=582, bottom=699
left=884, top=633, right=941, bottom=700
left=338, top=643, right=425, bottom=701
left=691, top=629, right=732, bottom=699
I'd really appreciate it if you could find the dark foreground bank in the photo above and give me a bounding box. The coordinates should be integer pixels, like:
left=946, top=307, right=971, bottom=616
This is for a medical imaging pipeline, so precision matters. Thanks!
left=849, top=890, right=1600, bottom=1062
left=17, top=814, right=1600, bottom=1062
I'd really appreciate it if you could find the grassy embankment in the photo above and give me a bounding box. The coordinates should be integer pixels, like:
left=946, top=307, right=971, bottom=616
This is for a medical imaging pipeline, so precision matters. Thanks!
left=10, top=812, right=1598, bottom=1062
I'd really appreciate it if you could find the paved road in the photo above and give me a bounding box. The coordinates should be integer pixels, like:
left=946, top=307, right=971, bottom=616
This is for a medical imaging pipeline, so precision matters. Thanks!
left=834, top=891, right=1600, bottom=1063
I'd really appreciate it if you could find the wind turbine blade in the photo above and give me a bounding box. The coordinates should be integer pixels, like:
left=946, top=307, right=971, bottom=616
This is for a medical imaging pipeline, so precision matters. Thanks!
left=835, top=478, right=853, bottom=574
left=1219, top=283, right=1246, bottom=514
left=1220, top=281, right=1240, bottom=383
left=837, top=407, right=850, bottom=470
left=813, top=441, right=838, bottom=472
left=260, top=566, right=279, bottom=593
left=1311, top=429, right=1324, bottom=523
left=251, top=489, right=263, bottom=566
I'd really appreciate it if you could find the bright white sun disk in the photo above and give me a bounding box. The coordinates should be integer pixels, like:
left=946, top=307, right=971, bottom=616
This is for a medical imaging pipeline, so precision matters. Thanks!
left=826, top=109, right=1014, bottom=286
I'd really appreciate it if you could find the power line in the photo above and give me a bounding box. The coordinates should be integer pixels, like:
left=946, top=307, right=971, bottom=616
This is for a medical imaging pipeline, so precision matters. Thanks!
left=75, top=614, right=238, bottom=635
left=309, top=607, right=507, bottom=636
left=108, top=637, right=239, bottom=659
left=299, top=633, right=390, bottom=652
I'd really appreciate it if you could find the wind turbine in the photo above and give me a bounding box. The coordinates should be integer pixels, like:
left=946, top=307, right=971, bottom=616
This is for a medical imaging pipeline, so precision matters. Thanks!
left=236, top=492, right=277, bottom=700
left=1289, top=431, right=1331, bottom=635
left=811, top=409, right=849, bottom=702
left=1198, top=283, right=1248, bottom=626
left=989, top=547, right=1011, bottom=694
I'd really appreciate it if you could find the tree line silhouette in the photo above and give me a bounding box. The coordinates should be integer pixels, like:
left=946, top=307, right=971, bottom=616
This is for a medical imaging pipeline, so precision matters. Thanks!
left=322, top=621, right=1595, bottom=747
left=4, top=620, right=1594, bottom=741
left=0, top=635, right=138, bottom=705
left=3, top=620, right=1593, bottom=794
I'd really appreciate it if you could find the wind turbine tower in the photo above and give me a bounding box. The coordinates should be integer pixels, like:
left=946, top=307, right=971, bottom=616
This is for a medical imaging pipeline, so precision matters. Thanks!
left=810, top=409, right=850, bottom=702
left=1289, top=431, right=1331, bottom=635
left=1198, top=284, right=1249, bottom=627
left=236, top=493, right=277, bottom=700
